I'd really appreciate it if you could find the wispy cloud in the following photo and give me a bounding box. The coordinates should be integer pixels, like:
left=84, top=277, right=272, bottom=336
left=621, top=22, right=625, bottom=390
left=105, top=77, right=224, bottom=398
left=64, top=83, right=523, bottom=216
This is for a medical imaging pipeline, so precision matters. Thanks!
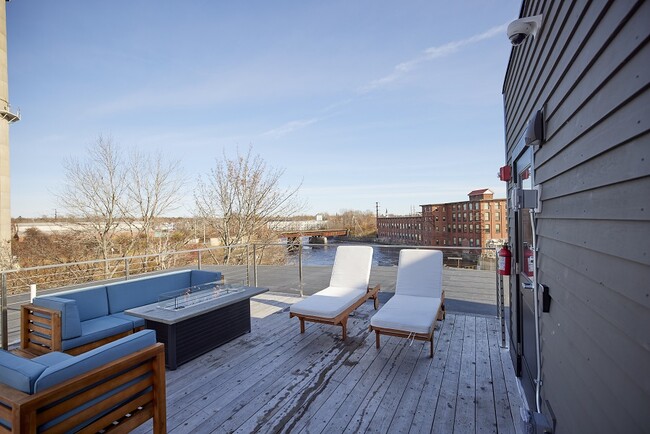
left=360, top=23, right=508, bottom=92
left=259, top=24, right=508, bottom=139
left=260, top=117, right=321, bottom=138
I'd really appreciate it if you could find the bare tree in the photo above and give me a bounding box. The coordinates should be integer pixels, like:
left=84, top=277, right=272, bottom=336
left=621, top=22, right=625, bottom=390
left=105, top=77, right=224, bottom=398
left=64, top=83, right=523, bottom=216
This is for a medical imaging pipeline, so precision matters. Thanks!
left=194, top=147, right=303, bottom=264
left=57, top=136, right=126, bottom=273
left=56, top=136, right=186, bottom=276
left=125, top=149, right=185, bottom=263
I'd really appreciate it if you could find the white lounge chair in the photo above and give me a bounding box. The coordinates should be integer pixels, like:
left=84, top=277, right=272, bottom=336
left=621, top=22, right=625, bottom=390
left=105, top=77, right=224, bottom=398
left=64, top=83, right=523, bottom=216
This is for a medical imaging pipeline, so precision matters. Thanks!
left=370, top=249, right=445, bottom=358
left=289, top=246, right=380, bottom=340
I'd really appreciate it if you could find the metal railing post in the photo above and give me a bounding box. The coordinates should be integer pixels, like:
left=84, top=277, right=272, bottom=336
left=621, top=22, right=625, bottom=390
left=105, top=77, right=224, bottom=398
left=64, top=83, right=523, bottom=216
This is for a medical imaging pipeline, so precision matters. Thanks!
left=246, top=244, right=250, bottom=286
left=1, top=273, right=7, bottom=350
left=497, top=246, right=507, bottom=348
left=298, top=241, right=304, bottom=297
left=253, top=244, right=258, bottom=287
left=198, top=250, right=202, bottom=270
left=496, top=249, right=500, bottom=318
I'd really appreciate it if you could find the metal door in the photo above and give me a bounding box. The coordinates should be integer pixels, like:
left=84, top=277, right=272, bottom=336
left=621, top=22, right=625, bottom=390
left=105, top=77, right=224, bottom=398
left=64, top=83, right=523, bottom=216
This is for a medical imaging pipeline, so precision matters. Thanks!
left=511, top=147, right=537, bottom=408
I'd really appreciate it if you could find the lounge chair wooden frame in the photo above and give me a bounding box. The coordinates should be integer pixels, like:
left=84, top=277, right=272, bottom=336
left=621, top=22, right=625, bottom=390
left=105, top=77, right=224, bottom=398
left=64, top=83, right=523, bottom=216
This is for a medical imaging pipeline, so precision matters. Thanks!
left=290, top=284, right=380, bottom=340
left=0, top=342, right=167, bottom=433
left=370, top=291, right=445, bottom=358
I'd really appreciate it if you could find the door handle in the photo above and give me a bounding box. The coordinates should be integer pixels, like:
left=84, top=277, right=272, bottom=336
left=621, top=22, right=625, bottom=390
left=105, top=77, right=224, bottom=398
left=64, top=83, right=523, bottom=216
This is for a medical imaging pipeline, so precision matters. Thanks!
left=521, top=281, right=534, bottom=291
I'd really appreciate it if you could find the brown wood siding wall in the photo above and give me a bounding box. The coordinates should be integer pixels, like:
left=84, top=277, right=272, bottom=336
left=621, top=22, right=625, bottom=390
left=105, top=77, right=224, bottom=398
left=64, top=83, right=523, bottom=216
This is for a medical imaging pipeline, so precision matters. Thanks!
left=503, top=1, right=649, bottom=433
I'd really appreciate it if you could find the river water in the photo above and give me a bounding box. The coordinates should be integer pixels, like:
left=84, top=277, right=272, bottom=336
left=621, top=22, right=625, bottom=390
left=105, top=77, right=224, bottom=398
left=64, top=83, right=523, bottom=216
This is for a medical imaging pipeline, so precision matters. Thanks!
left=285, top=239, right=495, bottom=270
left=286, top=240, right=401, bottom=267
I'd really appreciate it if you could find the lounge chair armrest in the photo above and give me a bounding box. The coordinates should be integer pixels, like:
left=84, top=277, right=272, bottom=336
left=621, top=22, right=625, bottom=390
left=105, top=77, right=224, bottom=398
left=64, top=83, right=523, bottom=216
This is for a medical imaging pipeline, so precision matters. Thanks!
left=367, top=284, right=380, bottom=293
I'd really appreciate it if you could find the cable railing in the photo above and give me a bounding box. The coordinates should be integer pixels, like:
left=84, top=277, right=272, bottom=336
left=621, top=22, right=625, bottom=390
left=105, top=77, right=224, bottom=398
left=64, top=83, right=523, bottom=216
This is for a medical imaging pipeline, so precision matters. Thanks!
left=1, top=242, right=508, bottom=349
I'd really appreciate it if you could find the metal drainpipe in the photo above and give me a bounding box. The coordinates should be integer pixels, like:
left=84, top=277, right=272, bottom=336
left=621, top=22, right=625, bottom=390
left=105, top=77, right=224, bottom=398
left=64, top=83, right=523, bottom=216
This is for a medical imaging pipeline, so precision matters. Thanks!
left=529, top=208, right=542, bottom=413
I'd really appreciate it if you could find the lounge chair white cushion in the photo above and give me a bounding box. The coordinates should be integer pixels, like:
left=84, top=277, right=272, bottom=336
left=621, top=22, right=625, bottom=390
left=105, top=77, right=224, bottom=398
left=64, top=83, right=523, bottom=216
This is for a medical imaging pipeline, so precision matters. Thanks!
left=290, top=287, right=366, bottom=319
left=395, top=249, right=443, bottom=298
left=329, top=246, right=373, bottom=291
left=370, top=294, right=441, bottom=335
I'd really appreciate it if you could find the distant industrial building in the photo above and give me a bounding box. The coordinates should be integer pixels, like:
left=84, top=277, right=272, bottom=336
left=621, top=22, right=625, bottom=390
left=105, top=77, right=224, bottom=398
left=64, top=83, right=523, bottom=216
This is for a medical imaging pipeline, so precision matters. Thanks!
left=376, top=189, right=507, bottom=249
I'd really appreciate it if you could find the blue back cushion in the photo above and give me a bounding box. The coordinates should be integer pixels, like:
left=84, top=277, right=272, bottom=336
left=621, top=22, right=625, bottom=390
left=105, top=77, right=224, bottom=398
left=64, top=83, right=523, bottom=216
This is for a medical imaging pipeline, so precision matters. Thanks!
left=31, top=296, right=82, bottom=339
left=58, top=286, right=109, bottom=321
left=106, top=271, right=191, bottom=313
left=190, top=270, right=222, bottom=286
left=0, top=350, right=47, bottom=394
left=34, top=329, right=157, bottom=393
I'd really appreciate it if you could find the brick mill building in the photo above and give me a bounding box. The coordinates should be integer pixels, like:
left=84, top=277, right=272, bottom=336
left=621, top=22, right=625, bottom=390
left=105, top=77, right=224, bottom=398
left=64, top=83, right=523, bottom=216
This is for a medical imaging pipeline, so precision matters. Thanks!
left=377, top=189, right=507, bottom=248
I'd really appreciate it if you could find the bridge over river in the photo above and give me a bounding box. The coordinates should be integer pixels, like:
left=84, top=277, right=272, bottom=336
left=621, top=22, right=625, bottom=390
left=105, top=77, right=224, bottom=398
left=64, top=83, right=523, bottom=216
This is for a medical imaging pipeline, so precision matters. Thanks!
left=280, top=228, right=348, bottom=245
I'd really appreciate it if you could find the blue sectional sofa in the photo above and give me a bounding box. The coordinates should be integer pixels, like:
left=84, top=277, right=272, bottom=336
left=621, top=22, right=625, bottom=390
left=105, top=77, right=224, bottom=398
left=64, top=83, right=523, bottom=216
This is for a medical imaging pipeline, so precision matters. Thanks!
left=0, top=330, right=166, bottom=433
left=20, top=269, right=222, bottom=355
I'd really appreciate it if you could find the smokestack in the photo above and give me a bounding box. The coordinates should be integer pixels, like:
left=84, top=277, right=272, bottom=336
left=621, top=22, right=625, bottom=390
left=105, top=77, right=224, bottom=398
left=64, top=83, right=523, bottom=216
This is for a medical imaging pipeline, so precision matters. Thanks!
left=0, top=1, right=19, bottom=266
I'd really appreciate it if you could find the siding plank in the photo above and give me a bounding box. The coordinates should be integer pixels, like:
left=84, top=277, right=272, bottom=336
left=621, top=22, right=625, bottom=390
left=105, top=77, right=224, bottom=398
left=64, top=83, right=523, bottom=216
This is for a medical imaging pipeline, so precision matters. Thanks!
left=537, top=217, right=650, bottom=264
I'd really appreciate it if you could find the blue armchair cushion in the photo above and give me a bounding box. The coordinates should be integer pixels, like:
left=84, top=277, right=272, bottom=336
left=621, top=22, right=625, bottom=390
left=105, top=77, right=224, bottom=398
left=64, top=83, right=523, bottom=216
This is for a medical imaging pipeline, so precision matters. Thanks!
left=190, top=270, right=222, bottom=286
left=106, top=271, right=191, bottom=313
left=57, top=286, right=109, bottom=321
left=32, top=352, right=74, bottom=367
left=60, top=316, right=133, bottom=351
left=34, top=329, right=157, bottom=393
left=31, top=296, right=82, bottom=339
left=0, top=350, right=47, bottom=394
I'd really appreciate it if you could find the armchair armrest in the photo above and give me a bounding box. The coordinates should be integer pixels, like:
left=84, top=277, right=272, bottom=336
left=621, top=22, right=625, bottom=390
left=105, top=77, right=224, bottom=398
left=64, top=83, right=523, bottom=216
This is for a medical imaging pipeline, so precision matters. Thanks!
left=21, top=304, right=63, bottom=354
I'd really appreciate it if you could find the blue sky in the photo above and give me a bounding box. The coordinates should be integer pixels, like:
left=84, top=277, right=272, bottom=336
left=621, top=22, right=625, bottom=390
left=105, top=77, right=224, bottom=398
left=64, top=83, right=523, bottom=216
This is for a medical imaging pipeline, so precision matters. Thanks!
left=7, top=1, right=519, bottom=218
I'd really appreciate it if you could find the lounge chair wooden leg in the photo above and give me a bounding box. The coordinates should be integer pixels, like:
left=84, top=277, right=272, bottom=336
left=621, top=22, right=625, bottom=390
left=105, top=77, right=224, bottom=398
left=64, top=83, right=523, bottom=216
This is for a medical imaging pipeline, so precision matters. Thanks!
left=375, top=331, right=381, bottom=349
left=299, top=318, right=305, bottom=334
left=341, top=318, right=348, bottom=341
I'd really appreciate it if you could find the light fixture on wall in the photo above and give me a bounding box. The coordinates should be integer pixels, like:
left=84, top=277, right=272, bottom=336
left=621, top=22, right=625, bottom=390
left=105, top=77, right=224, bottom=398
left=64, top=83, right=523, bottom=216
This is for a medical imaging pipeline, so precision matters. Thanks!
left=525, top=108, right=544, bottom=147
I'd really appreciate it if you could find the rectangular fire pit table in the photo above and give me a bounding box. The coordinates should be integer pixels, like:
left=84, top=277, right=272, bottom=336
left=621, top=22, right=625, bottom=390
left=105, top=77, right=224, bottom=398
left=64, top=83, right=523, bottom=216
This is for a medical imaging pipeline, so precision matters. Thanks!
left=125, top=284, right=268, bottom=370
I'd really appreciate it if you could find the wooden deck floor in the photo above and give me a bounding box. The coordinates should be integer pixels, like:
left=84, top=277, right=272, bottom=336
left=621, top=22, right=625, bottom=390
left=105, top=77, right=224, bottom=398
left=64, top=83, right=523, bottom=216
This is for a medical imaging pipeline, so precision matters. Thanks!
left=133, top=292, right=524, bottom=434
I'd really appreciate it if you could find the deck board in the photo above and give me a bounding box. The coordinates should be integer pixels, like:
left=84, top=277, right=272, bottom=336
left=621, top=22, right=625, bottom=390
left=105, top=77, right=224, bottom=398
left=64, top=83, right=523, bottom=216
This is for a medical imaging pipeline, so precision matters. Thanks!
left=130, top=292, right=523, bottom=434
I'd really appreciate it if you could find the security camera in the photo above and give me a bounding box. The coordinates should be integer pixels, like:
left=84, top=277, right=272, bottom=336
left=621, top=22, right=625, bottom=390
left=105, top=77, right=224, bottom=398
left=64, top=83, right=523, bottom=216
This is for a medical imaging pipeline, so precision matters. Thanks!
left=507, top=14, right=542, bottom=46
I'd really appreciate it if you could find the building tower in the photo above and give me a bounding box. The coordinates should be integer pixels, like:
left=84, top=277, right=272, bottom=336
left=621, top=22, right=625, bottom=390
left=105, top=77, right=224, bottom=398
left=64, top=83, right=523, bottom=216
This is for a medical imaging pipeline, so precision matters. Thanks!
left=0, top=1, right=18, bottom=267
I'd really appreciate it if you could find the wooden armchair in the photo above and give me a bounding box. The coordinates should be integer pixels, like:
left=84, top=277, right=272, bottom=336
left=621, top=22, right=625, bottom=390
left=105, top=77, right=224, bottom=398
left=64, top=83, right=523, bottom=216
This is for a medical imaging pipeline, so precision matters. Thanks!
left=0, top=335, right=166, bottom=433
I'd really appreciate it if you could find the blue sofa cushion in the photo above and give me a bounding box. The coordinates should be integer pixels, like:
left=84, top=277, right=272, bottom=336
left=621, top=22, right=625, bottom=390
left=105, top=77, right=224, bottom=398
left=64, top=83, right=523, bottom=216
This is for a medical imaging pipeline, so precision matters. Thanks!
left=190, top=270, right=222, bottom=286
left=0, top=350, right=47, bottom=394
left=110, top=312, right=145, bottom=328
left=60, top=316, right=133, bottom=351
left=106, top=271, right=191, bottom=313
left=31, top=296, right=82, bottom=339
left=58, top=286, right=109, bottom=321
left=32, top=351, right=74, bottom=367
left=34, top=329, right=157, bottom=393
